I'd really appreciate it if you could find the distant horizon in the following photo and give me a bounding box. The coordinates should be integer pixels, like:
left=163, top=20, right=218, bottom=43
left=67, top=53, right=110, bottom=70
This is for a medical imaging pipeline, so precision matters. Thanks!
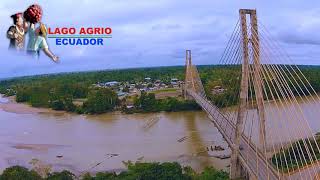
left=0, top=64, right=204, bottom=80
left=2, top=63, right=320, bottom=80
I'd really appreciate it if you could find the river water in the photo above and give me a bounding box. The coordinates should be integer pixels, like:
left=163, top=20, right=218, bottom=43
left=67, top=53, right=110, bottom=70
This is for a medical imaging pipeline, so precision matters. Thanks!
left=1, top=93, right=320, bottom=175
left=0, top=95, right=229, bottom=174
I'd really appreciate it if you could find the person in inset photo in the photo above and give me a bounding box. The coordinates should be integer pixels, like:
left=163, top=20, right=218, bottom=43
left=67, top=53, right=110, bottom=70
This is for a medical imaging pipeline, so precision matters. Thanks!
left=7, top=13, right=27, bottom=51
left=27, top=23, right=59, bottom=63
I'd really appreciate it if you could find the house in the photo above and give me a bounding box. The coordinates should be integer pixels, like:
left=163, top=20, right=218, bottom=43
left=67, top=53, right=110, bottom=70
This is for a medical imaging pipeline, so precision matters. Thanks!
left=144, top=77, right=151, bottom=82
left=117, top=91, right=128, bottom=98
left=105, top=81, right=119, bottom=87
left=171, top=78, right=178, bottom=83
left=126, top=105, right=134, bottom=109
left=154, top=80, right=161, bottom=87
left=212, top=86, right=226, bottom=95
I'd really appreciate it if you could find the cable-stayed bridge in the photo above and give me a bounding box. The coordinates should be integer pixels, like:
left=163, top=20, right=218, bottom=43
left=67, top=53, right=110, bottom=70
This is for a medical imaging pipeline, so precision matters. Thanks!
left=183, top=9, right=320, bottom=180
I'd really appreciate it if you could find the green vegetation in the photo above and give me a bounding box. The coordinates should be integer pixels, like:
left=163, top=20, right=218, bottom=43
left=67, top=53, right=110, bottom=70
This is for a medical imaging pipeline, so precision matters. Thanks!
left=1, top=65, right=320, bottom=113
left=0, top=162, right=228, bottom=180
left=124, top=91, right=200, bottom=113
left=12, top=83, right=117, bottom=114
left=271, top=135, right=320, bottom=173
left=0, top=66, right=200, bottom=114
left=0, top=65, right=240, bottom=112
left=0, top=166, right=42, bottom=180
left=81, top=88, right=118, bottom=114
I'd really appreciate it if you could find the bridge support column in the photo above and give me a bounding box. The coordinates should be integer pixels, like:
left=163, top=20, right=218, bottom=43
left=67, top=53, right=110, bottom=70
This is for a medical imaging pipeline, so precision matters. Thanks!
left=231, top=9, right=266, bottom=179
left=184, top=50, right=196, bottom=100
left=250, top=10, right=267, bottom=151
left=230, top=9, right=251, bottom=180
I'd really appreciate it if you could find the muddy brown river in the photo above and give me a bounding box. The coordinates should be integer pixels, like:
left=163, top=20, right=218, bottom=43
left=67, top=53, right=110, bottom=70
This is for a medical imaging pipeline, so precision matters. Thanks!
left=1, top=93, right=320, bottom=175
left=0, top=95, right=229, bottom=174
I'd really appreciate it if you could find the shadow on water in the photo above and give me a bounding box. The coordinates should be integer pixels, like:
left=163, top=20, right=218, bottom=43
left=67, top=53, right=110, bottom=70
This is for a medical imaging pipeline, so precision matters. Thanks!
left=184, top=112, right=212, bottom=169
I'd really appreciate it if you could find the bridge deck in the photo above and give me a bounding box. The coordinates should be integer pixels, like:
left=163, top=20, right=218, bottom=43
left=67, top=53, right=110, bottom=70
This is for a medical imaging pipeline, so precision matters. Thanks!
left=187, top=90, right=280, bottom=180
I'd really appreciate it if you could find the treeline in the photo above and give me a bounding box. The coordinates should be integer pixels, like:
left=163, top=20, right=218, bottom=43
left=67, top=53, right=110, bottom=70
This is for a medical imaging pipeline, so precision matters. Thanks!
left=123, top=91, right=201, bottom=113
left=0, top=66, right=187, bottom=89
left=3, top=81, right=199, bottom=114
left=0, top=162, right=228, bottom=180
left=14, top=83, right=118, bottom=114
left=1, top=65, right=320, bottom=110
left=0, top=65, right=242, bottom=111
left=0, top=66, right=206, bottom=114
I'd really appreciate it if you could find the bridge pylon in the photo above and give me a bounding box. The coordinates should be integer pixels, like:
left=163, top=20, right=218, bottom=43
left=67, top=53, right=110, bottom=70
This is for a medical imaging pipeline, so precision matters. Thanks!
left=183, top=50, right=206, bottom=100
left=183, top=50, right=193, bottom=100
left=230, top=9, right=266, bottom=180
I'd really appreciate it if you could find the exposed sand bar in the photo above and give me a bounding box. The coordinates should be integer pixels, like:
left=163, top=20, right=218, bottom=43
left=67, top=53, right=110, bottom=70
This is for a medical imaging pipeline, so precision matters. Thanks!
left=0, top=95, right=63, bottom=114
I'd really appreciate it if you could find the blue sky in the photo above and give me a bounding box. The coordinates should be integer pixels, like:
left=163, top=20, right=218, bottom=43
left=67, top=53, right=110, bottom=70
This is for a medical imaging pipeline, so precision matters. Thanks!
left=1, top=0, right=320, bottom=78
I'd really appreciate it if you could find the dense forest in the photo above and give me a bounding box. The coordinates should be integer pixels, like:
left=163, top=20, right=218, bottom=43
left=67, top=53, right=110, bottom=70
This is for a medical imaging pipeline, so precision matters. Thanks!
left=0, top=162, right=228, bottom=180
left=0, top=66, right=201, bottom=114
left=0, top=65, right=320, bottom=114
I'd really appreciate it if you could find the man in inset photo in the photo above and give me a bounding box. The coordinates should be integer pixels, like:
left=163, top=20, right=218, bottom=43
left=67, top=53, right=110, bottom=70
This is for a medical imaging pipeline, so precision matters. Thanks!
left=27, top=23, right=59, bottom=63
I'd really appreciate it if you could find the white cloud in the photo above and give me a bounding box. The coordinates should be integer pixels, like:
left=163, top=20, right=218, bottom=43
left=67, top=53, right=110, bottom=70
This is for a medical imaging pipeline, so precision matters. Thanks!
left=1, top=0, right=320, bottom=77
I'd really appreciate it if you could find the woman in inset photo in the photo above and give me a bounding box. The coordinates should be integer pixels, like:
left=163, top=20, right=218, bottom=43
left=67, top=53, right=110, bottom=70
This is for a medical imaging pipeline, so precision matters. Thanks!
left=7, top=13, right=27, bottom=51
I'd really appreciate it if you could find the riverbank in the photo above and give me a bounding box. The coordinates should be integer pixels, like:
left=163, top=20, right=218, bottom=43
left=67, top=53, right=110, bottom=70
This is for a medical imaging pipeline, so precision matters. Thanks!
left=0, top=95, right=64, bottom=114
left=0, top=94, right=201, bottom=115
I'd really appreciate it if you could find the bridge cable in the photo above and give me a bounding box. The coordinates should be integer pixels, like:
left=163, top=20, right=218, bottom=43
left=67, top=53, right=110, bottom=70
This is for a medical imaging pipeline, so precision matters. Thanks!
left=249, top=31, right=304, bottom=179
left=250, top=30, right=311, bottom=178
left=255, top=26, right=320, bottom=179
left=252, top=40, right=292, bottom=179
left=219, top=19, right=240, bottom=65
left=251, top=29, right=318, bottom=179
left=256, top=24, right=320, bottom=175
left=216, top=22, right=243, bottom=120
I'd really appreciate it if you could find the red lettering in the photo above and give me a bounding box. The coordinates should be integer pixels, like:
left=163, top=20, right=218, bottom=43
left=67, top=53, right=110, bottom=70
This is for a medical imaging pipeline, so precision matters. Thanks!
left=105, top=27, right=112, bottom=34
left=69, top=28, right=76, bottom=34
left=79, top=28, right=86, bottom=34
left=94, top=28, right=101, bottom=34
left=54, top=28, right=60, bottom=34
left=48, top=27, right=111, bottom=34
left=87, top=28, right=93, bottom=34
left=48, top=27, right=54, bottom=34
left=61, top=28, right=68, bottom=34
left=47, top=27, right=77, bottom=34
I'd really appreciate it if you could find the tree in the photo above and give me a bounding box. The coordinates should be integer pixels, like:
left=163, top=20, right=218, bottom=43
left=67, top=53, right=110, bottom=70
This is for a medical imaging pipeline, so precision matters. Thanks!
left=195, top=167, right=228, bottom=180
left=47, top=170, right=75, bottom=180
left=0, top=166, right=41, bottom=180
left=16, top=87, right=30, bottom=102
left=82, top=88, right=118, bottom=114
left=134, top=92, right=157, bottom=112
left=50, top=99, right=65, bottom=110
left=123, top=162, right=191, bottom=180
left=29, top=86, right=50, bottom=107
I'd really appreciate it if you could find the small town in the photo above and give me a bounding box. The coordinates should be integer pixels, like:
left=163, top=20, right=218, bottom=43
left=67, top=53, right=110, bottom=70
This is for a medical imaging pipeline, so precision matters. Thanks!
left=94, top=77, right=183, bottom=98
